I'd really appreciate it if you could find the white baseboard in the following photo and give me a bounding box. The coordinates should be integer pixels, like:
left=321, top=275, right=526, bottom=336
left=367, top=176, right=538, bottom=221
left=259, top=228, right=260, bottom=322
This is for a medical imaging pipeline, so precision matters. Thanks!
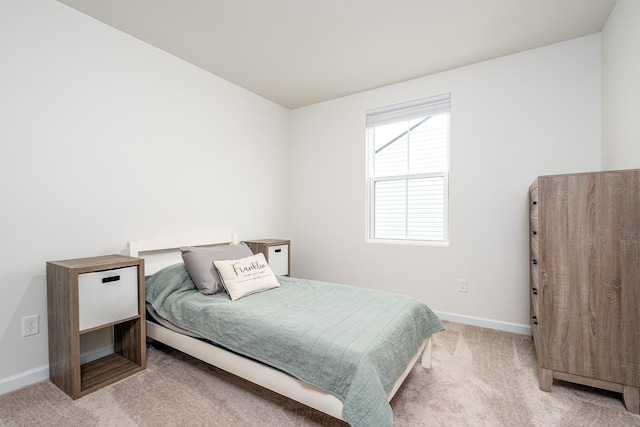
left=79, top=344, right=115, bottom=365
left=0, top=365, right=49, bottom=396
left=434, top=311, right=532, bottom=336
left=0, top=344, right=114, bottom=396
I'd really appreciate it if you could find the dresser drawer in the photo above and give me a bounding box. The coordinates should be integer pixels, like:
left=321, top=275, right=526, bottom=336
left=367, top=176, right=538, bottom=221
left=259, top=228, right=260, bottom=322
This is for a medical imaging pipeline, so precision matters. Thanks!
left=530, top=263, right=539, bottom=295
left=530, top=243, right=539, bottom=290
left=530, top=187, right=538, bottom=219
left=530, top=268, right=540, bottom=328
left=530, top=217, right=538, bottom=240
left=529, top=225, right=538, bottom=263
left=78, top=266, right=139, bottom=331
left=531, top=307, right=541, bottom=360
left=268, top=244, right=289, bottom=276
left=530, top=234, right=538, bottom=259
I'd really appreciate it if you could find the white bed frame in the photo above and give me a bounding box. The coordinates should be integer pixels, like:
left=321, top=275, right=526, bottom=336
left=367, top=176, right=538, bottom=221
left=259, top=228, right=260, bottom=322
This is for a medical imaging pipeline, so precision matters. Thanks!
left=127, top=231, right=433, bottom=422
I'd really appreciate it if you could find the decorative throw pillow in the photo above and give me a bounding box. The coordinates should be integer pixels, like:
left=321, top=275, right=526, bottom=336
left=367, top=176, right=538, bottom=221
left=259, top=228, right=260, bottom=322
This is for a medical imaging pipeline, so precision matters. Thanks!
left=180, top=243, right=254, bottom=295
left=213, top=253, right=280, bottom=301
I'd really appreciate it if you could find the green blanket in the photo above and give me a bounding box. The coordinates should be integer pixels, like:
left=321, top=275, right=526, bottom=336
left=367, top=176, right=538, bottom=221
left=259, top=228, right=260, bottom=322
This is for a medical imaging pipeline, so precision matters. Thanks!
left=146, top=263, right=444, bottom=427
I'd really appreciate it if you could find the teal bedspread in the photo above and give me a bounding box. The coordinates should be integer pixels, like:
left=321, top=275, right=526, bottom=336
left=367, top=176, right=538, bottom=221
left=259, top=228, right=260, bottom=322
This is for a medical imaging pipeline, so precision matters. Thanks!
left=146, top=263, right=444, bottom=427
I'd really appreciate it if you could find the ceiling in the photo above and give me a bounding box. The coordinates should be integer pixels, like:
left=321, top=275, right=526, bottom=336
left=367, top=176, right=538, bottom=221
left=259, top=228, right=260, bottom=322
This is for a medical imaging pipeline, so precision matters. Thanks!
left=57, top=0, right=617, bottom=109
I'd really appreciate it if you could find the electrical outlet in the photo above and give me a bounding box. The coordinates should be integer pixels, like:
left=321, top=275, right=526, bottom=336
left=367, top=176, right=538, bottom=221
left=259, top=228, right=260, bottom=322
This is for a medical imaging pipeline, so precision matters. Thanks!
left=457, top=279, right=468, bottom=293
left=22, top=315, right=39, bottom=337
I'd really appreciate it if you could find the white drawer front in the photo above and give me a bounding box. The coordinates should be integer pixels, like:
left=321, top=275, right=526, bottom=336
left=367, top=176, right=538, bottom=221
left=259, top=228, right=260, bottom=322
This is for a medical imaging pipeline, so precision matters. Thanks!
left=268, top=244, right=289, bottom=276
left=78, top=266, right=138, bottom=331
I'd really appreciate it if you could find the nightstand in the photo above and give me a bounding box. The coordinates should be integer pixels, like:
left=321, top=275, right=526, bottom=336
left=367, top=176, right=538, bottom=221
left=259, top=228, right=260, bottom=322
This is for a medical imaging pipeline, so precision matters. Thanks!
left=243, top=239, right=290, bottom=276
left=46, top=254, right=146, bottom=399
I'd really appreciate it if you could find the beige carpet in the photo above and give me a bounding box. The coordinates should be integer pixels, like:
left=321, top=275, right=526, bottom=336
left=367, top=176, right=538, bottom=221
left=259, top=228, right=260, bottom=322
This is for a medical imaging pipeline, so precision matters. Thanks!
left=2, top=321, right=639, bottom=426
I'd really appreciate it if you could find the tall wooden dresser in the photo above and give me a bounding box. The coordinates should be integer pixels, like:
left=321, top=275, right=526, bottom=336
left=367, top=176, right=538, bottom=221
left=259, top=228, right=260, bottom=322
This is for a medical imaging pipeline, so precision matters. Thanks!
left=529, top=169, right=640, bottom=413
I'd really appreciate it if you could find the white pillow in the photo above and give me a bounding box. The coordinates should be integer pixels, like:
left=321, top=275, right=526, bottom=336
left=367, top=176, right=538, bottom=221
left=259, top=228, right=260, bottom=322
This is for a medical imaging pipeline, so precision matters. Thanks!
left=213, top=253, right=280, bottom=301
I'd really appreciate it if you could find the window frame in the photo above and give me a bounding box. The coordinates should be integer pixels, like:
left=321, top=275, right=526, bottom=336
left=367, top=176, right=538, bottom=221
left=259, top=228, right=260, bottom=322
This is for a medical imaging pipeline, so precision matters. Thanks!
left=365, top=95, right=450, bottom=246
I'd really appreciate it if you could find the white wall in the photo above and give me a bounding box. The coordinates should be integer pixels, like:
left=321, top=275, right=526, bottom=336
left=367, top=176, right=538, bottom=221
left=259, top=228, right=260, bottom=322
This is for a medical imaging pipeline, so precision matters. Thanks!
left=290, top=35, right=602, bottom=331
left=601, top=0, right=640, bottom=170
left=0, top=0, right=290, bottom=388
left=0, top=0, right=615, bottom=394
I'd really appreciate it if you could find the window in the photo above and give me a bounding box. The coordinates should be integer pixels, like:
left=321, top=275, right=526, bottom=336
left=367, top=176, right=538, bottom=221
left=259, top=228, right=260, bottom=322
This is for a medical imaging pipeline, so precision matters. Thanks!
left=366, top=94, right=450, bottom=244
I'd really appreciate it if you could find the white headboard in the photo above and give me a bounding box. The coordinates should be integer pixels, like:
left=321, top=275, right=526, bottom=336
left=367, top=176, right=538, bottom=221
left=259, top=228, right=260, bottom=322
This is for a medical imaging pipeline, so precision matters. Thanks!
left=127, top=231, right=238, bottom=275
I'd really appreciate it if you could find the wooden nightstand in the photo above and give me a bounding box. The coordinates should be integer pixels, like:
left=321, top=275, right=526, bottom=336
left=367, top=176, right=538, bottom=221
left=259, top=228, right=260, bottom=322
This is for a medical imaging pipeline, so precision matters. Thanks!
left=46, top=254, right=146, bottom=399
left=243, top=239, right=290, bottom=276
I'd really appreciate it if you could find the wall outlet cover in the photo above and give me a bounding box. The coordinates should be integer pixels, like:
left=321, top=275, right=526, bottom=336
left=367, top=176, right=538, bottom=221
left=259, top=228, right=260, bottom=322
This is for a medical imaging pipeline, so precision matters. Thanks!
left=23, top=315, right=39, bottom=337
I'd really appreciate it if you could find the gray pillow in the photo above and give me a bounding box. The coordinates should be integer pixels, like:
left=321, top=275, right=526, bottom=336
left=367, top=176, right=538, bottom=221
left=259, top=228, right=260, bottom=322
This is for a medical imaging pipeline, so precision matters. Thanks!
left=180, top=243, right=253, bottom=294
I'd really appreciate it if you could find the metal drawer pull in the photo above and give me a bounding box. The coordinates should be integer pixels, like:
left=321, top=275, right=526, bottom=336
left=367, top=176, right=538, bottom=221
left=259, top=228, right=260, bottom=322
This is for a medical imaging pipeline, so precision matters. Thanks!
left=102, top=275, right=121, bottom=284
left=275, top=249, right=282, bottom=253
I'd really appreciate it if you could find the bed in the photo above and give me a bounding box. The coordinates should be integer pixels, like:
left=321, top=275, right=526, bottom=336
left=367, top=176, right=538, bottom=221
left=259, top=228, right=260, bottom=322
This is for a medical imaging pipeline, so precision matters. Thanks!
left=127, top=232, right=444, bottom=427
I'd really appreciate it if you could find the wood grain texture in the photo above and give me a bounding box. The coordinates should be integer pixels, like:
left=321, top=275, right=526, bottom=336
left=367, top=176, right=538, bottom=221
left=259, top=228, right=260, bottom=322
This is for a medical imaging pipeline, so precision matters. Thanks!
left=243, top=239, right=291, bottom=276
left=624, top=386, right=640, bottom=414
left=530, top=169, right=640, bottom=413
left=47, top=255, right=146, bottom=399
left=80, top=353, right=143, bottom=395
left=529, top=182, right=542, bottom=363
left=46, top=262, right=79, bottom=397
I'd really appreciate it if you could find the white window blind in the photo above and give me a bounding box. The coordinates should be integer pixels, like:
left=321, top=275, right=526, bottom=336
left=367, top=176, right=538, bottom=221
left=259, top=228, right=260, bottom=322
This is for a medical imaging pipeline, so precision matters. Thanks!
left=367, top=94, right=450, bottom=243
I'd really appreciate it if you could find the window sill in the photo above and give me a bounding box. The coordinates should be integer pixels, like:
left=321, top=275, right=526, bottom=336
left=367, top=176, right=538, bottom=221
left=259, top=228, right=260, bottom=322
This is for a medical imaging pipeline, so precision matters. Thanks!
left=366, top=238, right=449, bottom=247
